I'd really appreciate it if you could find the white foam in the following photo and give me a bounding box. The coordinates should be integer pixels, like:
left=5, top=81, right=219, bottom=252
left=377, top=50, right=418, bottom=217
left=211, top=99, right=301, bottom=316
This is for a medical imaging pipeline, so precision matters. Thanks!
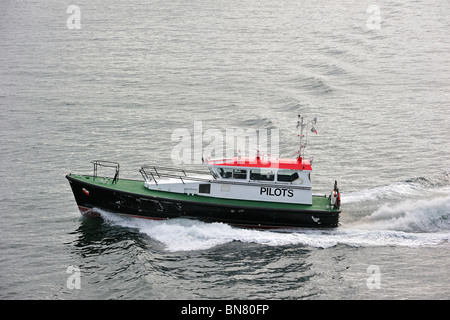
left=98, top=205, right=450, bottom=252
left=348, top=194, right=450, bottom=233
left=94, top=177, right=450, bottom=252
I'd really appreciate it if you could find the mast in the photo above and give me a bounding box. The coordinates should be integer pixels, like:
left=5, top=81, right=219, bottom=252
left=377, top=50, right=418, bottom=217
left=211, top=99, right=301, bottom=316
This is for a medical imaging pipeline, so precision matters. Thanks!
left=296, top=113, right=317, bottom=162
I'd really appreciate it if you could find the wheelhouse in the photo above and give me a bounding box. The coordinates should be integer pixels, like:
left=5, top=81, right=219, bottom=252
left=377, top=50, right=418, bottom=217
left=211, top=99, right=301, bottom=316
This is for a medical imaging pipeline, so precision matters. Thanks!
left=206, top=156, right=311, bottom=186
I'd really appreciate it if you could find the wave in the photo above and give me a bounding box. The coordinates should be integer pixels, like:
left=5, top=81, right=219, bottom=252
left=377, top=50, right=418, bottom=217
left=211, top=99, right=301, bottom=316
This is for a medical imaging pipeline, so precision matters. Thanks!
left=99, top=213, right=449, bottom=252
left=346, top=194, right=450, bottom=233
left=343, top=175, right=450, bottom=204
left=341, top=174, right=450, bottom=233
left=97, top=197, right=450, bottom=252
left=95, top=174, right=450, bottom=252
left=289, top=75, right=334, bottom=95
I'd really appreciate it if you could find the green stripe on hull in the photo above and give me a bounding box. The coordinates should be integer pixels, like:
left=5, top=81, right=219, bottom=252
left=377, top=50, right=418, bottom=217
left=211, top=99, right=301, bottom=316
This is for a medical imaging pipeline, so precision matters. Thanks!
left=68, top=174, right=337, bottom=212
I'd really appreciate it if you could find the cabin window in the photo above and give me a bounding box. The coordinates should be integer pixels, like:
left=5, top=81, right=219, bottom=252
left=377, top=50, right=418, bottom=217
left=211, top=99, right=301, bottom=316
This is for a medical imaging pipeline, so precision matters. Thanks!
left=250, top=169, right=275, bottom=181
left=199, top=184, right=211, bottom=194
left=277, top=170, right=300, bottom=182
left=218, top=167, right=247, bottom=179
left=209, top=167, right=218, bottom=179
left=233, top=169, right=247, bottom=179
left=218, top=167, right=233, bottom=179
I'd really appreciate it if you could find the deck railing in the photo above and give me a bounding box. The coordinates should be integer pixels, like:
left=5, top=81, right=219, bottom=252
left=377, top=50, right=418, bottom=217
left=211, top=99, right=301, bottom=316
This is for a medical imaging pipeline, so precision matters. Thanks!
left=139, top=165, right=312, bottom=190
left=91, top=160, right=120, bottom=184
left=139, top=165, right=212, bottom=185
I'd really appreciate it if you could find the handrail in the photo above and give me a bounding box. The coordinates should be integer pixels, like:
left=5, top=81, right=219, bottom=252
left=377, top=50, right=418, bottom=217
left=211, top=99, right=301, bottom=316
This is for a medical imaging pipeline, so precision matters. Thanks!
left=91, top=160, right=120, bottom=184
left=140, top=165, right=311, bottom=190
left=140, top=165, right=212, bottom=185
left=142, top=165, right=209, bottom=176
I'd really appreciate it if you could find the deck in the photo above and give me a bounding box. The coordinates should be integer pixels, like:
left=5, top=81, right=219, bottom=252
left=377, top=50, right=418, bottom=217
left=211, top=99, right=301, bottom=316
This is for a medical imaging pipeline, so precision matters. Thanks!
left=67, top=174, right=336, bottom=212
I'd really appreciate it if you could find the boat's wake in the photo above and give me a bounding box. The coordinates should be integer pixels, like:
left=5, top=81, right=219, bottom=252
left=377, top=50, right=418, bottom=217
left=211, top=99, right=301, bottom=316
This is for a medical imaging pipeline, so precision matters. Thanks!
left=344, top=194, right=450, bottom=233
left=97, top=174, right=450, bottom=252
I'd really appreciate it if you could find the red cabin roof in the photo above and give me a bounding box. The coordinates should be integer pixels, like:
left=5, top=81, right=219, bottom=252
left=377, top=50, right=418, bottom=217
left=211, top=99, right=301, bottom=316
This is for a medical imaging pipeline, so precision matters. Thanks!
left=207, top=157, right=312, bottom=171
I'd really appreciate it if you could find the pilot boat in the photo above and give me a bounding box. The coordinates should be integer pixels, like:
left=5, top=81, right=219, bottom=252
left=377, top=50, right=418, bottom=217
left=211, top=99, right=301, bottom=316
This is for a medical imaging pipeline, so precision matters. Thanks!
left=66, top=114, right=341, bottom=229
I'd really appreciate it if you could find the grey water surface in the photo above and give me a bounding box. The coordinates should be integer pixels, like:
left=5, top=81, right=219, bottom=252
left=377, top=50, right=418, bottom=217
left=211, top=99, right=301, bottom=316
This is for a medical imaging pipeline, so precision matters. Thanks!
left=0, top=0, right=449, bottom=299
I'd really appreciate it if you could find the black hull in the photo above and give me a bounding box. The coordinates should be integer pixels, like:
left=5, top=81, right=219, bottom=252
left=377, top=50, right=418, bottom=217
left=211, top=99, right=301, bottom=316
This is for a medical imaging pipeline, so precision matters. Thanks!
left=66, top=175, right=340, bottom=229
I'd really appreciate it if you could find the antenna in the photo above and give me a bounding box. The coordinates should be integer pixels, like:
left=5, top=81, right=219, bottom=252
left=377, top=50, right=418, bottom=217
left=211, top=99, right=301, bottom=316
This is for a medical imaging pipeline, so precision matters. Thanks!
left=296, top=111, right=318, bottom=161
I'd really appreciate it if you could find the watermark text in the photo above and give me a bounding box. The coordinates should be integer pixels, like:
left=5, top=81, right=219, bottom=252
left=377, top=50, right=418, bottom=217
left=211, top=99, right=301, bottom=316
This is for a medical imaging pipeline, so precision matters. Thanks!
left=367, top=4, right=381, bottom=30
left=171, top=121, right=279, bottom=165
left=66, top=265, right=81, bottom=290
left=66, top=5, right=81, bottom=30
left=366, top=265, right=381, bottom=289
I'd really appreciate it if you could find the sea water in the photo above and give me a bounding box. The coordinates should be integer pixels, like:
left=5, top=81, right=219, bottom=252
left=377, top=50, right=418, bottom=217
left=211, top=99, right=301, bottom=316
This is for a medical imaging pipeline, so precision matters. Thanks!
left=0, top=0, right=449, bottom=299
